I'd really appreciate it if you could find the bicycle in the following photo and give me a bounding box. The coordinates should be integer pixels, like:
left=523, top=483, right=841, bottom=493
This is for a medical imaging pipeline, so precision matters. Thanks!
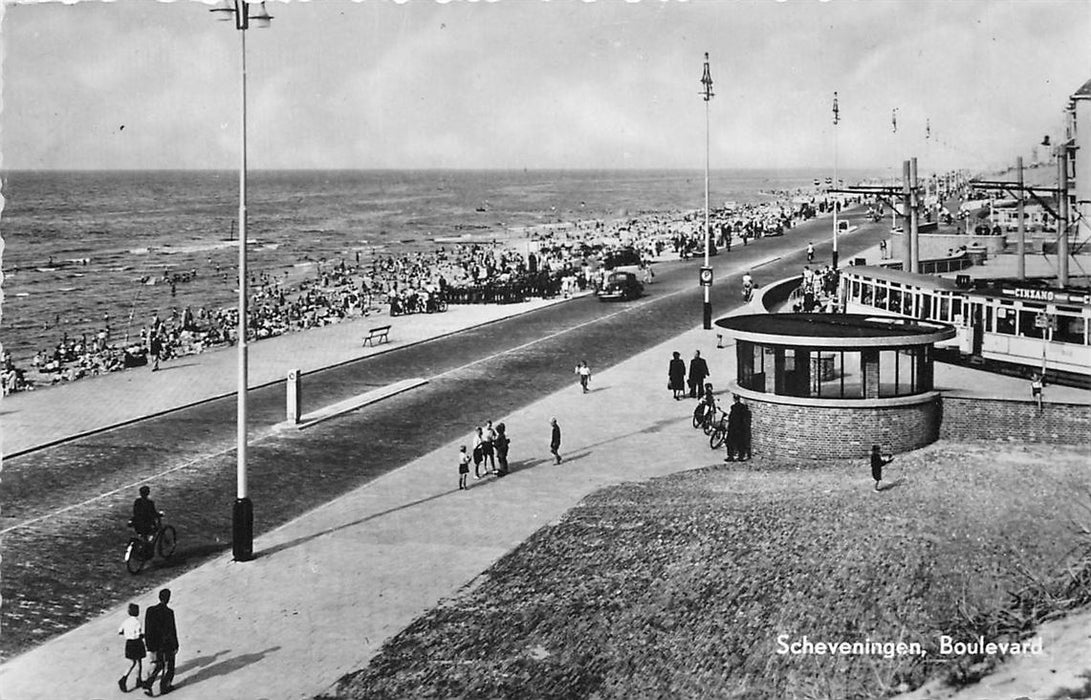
left=692, top=401, right=718, bottom=432
left=708, top=410, right=729, bottom=449
left=125, top=515, right=177, bottom=574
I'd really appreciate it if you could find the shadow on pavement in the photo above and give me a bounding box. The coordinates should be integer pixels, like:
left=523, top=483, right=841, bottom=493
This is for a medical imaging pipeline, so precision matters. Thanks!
left=178, top=646, right=281, bottom=690
left=174, top=648, right=231, bottom=677
left=254, top=490, right=459, bottom=560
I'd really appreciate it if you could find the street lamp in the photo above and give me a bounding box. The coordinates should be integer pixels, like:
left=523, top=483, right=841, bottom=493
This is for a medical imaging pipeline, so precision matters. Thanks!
left=699, top=52, right=714, bottom=329
left=211, top=0, right=273, bottom=562
left=831, top=90, right=840, bottom=269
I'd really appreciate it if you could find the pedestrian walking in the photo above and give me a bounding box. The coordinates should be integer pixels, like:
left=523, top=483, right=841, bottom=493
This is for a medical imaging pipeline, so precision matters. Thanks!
left=482, top=420, right=498, bottom=473
left=495, top=423, right=511, bottom=476
left=142, top=588, right=179, bottom=696
left=549, top=417, right=562, bottom=464
left=668, top=351, right=686, bottom=400
left=575, top=360, right=592, bottom=393
left=687, top=350, right=710, bottom=398
left=807, top=241, right=815, bottom=263
left=472, top=427, right=486, bottom=479
left=458, top=445, right=470, bottom=490
left=870, top=445, right=894, bottom=492
left=117, top=603, right=146, bottom=693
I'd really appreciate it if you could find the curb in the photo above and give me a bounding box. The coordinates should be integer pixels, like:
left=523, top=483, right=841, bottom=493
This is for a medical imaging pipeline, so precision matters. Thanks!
left=277, top=377, right=428, bottom=431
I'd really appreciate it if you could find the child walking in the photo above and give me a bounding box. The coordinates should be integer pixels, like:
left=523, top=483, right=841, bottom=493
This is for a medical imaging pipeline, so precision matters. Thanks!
left=870, top=445, right=894, bottom=492
left=458, top=445, right=470, bottom=490
left=118, top=603, right=146, bottom=692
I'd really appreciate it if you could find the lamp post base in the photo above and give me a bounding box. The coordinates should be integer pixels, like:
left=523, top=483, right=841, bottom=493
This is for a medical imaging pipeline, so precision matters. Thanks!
left=703, top=301, right=713, bottom=330
left=831, top=250, right=839, bottom=269
left=232, top=497, right=254, bottom=562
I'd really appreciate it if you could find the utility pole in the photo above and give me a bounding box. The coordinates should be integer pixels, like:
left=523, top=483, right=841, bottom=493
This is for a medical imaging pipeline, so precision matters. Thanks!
left=910, top=157, right=920, bottom=274
left=832, top=91, right=840, bottom=269
left=1058, top=145, right=1069, bottom=287
left=1016, top=156, right=1025, bottom=281
left=902, top=160, right=912, bottom=271
left=699, top=52, right=715, bottom=329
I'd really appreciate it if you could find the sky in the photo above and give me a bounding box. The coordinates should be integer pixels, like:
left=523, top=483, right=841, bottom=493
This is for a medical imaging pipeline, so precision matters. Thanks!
left=1, top=0, right=1088, bottom=172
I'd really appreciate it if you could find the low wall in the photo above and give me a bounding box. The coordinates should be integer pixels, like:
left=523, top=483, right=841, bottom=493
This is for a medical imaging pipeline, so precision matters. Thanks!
left=738, top=390, right=941, bottom=460
left=939, top=397, right=1091, bottom=445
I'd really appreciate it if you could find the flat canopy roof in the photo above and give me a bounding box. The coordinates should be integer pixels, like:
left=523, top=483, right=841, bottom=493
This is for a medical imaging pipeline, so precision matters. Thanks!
left=716, top=313, right=956, bottom=348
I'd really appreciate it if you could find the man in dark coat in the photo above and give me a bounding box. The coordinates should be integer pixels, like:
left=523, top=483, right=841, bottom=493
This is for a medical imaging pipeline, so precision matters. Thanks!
left=687, top=350, right=710, bottom=398
left=143, top=588, right=179, bottom=696
left=724, top=395, right=747, bottom=461
left=549, top=417, right=562, bottom=464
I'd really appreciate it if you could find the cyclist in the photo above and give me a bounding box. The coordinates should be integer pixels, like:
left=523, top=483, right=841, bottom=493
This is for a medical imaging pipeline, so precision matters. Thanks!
left=695, top=382, right=717, bottom=427
left=131, top=486, right=161, bottom=542
left=741, top=271, right=755, bottom=301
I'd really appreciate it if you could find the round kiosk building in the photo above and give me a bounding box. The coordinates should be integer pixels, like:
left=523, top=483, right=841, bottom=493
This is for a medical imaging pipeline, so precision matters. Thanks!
left=715, top=313, right=957, bottom=459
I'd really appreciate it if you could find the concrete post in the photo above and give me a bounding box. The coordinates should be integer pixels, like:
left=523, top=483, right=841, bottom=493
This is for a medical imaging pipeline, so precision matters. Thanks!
left=287, top=368, right=301, bottom=424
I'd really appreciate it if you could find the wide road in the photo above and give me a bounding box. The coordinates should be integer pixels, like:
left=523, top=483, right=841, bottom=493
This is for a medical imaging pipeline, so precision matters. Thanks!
left=1, top=208, right=890, bottom=659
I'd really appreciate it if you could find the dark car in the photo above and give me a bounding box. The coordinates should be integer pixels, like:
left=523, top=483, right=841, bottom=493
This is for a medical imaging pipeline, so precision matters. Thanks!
left=598, top=271, right=644, bottom=301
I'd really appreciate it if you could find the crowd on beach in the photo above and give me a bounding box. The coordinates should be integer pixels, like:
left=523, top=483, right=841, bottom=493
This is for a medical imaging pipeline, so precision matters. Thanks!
left=3, top=191, right=855, bottom=396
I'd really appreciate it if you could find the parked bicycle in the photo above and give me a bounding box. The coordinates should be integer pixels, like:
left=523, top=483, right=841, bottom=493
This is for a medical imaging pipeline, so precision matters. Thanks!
left=708, top=410, right=730, bottom=449
left=125, top=515, right=177, bottom=574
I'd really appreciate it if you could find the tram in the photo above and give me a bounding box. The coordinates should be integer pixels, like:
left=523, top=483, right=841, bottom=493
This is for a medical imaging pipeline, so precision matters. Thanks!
left=838, top=265, right=1091, bottom=386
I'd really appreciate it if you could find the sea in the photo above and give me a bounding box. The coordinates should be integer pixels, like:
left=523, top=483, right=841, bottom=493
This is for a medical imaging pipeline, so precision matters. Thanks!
left=0, top=168, right=881, bottom=364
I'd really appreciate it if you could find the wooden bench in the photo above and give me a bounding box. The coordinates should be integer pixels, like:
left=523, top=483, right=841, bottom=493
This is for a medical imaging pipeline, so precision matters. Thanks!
left=362, top=325, right=391, bottom=347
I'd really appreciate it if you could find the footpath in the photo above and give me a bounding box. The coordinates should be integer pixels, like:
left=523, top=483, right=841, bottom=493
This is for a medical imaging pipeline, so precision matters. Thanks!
left=2, top=257, right=1089, bottom=699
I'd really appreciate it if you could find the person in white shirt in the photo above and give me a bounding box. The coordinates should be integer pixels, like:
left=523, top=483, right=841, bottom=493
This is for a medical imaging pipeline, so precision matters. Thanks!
left=117, top=603, right=146, bottom=693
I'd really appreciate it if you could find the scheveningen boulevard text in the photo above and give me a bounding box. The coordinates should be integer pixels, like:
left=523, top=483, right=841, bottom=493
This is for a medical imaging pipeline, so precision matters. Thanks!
left=775, top=634, right=1043, bottom=659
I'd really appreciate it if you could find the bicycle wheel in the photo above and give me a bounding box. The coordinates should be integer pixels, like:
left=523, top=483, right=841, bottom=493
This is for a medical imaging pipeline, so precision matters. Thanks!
left=703, top=413, right=717, bottom=436
left=125, top=539, right=146, bottom=575
left=691, top=406, right=704, bottom=429
left=710, top=425, right=726, bottom=449
left=157, top=526, right=177, bottom=559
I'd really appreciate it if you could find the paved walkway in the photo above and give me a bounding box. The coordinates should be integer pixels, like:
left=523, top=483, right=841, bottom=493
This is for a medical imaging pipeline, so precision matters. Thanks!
left=1, top=271, right=1087, bottom=699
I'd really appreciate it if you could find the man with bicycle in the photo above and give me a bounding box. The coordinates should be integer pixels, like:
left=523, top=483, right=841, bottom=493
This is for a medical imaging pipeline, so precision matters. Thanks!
left=131, top=486, right=161, bottom=542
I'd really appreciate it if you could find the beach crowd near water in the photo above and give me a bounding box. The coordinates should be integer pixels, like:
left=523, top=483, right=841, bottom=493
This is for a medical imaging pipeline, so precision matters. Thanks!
left=1, top=192, right=856, bottom=396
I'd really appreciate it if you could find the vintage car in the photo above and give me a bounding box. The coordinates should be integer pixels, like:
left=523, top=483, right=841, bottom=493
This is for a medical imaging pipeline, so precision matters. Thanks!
left=598, top=271, right=644, bottom=301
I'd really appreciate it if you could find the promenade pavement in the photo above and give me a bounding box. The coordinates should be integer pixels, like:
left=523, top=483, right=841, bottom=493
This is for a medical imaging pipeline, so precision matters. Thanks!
left=2, top=271, right=1088, bottom=699
left=0, top=293, right=591, bottom=457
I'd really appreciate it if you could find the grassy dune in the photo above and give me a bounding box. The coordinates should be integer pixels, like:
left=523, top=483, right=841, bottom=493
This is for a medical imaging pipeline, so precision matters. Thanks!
left=320, top=442, right=1090, bottom=700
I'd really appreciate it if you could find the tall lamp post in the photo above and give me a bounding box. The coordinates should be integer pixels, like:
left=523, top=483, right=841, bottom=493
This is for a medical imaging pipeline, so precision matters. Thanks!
left=211, top=0, right=273, bottom=562
left=831, top=91, right=840, bottom=269
left=699, top=52, right=715, bottom=329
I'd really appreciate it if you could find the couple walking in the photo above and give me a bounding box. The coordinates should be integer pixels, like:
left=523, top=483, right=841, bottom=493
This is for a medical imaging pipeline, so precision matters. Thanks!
left=117, top=588, right=178, bottom=696
left=667, top=350, right=710, bottom=400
